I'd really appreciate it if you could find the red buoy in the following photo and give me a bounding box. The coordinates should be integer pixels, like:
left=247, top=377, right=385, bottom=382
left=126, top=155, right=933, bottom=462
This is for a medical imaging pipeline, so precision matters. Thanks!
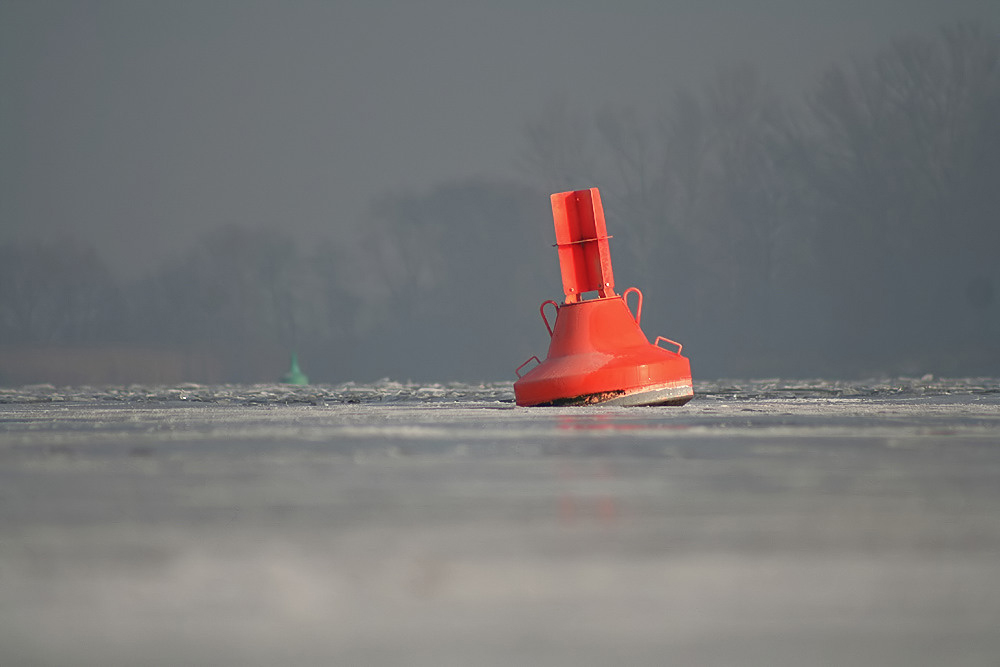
left=513, top=188, right=693, bottom=407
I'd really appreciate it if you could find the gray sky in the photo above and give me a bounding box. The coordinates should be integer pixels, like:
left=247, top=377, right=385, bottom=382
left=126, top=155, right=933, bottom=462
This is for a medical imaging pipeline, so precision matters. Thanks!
left=3, top=0, right=999, bottom=276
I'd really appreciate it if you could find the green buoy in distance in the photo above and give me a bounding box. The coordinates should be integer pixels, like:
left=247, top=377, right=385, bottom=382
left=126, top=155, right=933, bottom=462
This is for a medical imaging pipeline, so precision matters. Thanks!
left=281, top=351, right=309, bottom=385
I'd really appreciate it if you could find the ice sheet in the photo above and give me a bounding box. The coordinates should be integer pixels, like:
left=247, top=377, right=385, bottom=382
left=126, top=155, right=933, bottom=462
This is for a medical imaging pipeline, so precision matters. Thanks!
left=2, top=379, right=999, bottom=666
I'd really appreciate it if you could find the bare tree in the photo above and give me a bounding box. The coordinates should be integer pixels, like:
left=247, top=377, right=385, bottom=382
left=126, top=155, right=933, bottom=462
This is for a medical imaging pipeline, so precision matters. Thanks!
left=520, top=95, right=596, bottom=194
left=802, top=22, right=1000, bottom=363
left=0, top=240, right=120, bottom=345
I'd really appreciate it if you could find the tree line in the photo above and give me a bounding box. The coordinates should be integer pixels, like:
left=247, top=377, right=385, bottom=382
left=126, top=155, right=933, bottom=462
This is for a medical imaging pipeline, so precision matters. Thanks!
left=0, top=181, right=553, bottom=383
left=520, top=22, right=1000, bottom=377
left=1, top=23, right=997, bottom=383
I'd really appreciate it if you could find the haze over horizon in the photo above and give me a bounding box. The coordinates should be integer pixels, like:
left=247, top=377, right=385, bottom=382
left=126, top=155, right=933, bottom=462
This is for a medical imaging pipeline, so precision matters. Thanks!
left=2, top=1, right=999, bottom=383
left=4, top=0, right=997, bottom=274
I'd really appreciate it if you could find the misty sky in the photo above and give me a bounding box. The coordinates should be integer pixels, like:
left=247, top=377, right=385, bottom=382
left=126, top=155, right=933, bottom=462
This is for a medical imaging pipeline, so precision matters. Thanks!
left=3, top=0, right=999, bottom=277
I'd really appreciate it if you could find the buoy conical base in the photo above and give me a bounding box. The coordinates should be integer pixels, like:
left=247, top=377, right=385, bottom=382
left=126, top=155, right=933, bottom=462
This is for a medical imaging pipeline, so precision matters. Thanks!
left=513, top=296, right=692, bottom=407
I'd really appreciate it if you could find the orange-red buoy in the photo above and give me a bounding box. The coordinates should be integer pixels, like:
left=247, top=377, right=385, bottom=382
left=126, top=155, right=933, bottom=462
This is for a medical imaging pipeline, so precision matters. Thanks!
left=513, top=188, right=693, bottom=407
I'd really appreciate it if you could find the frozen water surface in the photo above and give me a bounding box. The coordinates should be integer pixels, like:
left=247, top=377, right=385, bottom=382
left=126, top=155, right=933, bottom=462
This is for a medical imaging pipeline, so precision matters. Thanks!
left=2, top=379, right=1000, bottom=666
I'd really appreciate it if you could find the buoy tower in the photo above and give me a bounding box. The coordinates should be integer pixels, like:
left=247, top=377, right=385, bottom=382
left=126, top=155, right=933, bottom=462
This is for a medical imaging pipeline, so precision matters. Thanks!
left=513, top=188, right=693, bottom=407
left=280, top=351, right=309, bottom=385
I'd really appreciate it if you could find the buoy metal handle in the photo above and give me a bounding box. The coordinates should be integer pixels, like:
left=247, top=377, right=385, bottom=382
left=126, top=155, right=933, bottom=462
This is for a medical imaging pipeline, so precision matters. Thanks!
left=654, top=336, right=683, bottom=355
left=539, top=300, right=559, bottom=337
left=623, top=287, right=643, bottom=325
left=515, top=355, right=542, bottom=378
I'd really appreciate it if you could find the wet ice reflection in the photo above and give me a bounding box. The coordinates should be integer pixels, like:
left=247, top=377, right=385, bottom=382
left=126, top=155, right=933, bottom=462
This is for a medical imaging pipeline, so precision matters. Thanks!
left=1, top=381, right=999, bottom=665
